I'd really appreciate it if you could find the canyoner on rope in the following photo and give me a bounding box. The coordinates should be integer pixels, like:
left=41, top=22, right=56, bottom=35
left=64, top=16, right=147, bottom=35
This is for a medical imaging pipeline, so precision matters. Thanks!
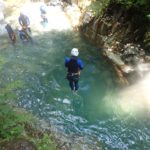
left=65, top=48, right=84, bottom=92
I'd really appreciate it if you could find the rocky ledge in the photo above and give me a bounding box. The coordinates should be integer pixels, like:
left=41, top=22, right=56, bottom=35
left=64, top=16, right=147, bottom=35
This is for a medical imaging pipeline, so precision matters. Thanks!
left=78, top=1, right=150, bottom=85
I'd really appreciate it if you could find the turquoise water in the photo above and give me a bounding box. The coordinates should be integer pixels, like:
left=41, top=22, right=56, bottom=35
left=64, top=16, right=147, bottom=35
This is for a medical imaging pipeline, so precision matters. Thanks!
left=1, top=30, right=150, bottom=149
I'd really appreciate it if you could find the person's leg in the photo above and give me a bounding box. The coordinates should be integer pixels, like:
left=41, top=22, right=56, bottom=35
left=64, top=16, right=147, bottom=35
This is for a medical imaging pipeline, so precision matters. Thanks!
left=8, top=33, right=12, bottom=40
left=74, top=80, right=79, bottom=91
left=69, top=80, right=75, bottom=91
left=19, top=33, right=24, bottom=40
left=20, top=32, right=27, bottom=41
left=11, top=33, right=16, bottom=44
left=44, top=17, right=48, bottom=23
left=28, top=27, right=31, bottom=33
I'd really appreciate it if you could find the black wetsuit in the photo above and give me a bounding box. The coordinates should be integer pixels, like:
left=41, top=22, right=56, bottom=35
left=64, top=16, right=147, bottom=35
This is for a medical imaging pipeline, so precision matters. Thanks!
left=5, top=24, right=16, bottom=43
left=5, top=24, right=14, bottom=38
left=65, top=56, right=84, bottom=91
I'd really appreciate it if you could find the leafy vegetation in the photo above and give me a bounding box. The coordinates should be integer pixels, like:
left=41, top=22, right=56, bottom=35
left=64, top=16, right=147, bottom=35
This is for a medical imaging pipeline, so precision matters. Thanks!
left=86, top=0, right=110, bottom=17
left=115, top=0, right=150, bottom=18
left=0, top=56, right=7, bottom=71
left=0, top=80, right=23, bottom=101
left=0, top=93, right=58, bottom=149
left=31, top=134, right=57, bottom=150
left=0, top=62, right=57, bottom=149
left=0, top=79, right=29, bottom=141
left=0, top=104, right=32, bottom=140
left=116, top=0, right=150, bottom=7
left=0, top=79, right=58, bottom=149
left=0, top=104, right=58, bottom=149
left=86, top=0, right=150, bottom=17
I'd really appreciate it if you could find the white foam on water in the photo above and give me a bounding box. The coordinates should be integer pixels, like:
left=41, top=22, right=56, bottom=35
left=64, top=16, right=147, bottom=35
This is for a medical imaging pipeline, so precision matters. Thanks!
left=62, top=98, right=71, bottom=104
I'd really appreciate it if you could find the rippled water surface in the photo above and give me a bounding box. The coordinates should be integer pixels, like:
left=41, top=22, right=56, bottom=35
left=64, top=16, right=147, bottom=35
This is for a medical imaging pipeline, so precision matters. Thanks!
left=1, top=29, right=150, bottom=149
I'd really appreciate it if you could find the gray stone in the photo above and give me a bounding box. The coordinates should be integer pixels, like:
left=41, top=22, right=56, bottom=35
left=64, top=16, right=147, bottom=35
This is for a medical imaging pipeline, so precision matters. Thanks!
left=104, top=49, right=125, bottom=66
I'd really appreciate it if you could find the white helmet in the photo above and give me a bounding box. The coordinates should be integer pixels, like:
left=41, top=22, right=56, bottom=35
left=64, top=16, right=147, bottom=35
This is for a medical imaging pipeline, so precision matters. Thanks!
left=71, top=48, right=79, bottom=56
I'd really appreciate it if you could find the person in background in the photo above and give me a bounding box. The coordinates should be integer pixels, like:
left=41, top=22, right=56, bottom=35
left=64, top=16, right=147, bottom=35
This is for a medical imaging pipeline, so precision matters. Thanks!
left=5, top=23, right=16, bottom=44
left=65, top=48, right=84, bottom=92
left=18, top=27, right=27, bottom=41
left=18, top=12, right=31, bottom=33
left=18, top=27, right=32, bottom=42
left=40, top=4, right=48, bottom=23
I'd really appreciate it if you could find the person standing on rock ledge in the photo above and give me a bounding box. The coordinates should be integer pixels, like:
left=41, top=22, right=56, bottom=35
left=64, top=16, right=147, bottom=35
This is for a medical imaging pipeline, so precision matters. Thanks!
left=18, top=12, right=31, bottom=33
left=65, top=48, right=84, bottom=92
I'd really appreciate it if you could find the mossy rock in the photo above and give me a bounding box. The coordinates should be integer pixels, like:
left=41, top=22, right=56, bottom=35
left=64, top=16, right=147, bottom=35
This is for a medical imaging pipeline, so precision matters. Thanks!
left=1, top=138, right=36, bottom=150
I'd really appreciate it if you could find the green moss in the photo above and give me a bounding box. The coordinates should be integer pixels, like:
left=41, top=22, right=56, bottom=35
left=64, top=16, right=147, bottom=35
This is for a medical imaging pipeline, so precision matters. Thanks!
left=115, top=0, right=150, bottom=17
left=0, top=104, right=32, bottom=140
left=0, top=80, right=24, bottom=101
left=0, top=77, right=57, bottom=149
left=0, top=104, right=58, bottom=149
left=86, top=0, right=150, bottom=17
left=31, top=134, right=57, bottom=150
left=116, top=0, right=150, bottom=7
left=0, top=56, right=7, bottom=71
